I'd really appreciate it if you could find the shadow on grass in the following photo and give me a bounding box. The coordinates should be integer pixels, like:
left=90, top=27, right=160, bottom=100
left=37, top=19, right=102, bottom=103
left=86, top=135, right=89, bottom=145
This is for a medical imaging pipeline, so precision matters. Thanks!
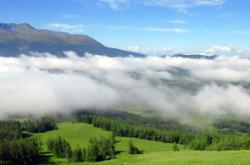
left=38, top=149, right=124, bottom=164
left=38, top=152, right=63, bottom=165
left=115, top=150, right=123, bottom=155
left=115, top=139, right=122, bottom=143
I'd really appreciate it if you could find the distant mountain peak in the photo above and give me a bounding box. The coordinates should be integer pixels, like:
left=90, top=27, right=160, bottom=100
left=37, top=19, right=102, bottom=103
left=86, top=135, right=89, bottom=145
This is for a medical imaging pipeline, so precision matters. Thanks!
left=0, top=23, right=14, bottom=31
left=0, top=22, right=144, bottom=57
left=0, top=23, right=35, bottom=31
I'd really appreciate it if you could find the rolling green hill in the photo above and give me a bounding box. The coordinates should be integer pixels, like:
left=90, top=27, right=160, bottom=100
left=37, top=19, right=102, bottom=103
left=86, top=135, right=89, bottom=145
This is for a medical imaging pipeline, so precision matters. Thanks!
left=35, top=122, right=250, bottom=165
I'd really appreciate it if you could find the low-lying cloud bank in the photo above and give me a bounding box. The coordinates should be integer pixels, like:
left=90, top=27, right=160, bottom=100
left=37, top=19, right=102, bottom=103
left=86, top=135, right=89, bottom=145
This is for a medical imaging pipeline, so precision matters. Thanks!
left=1, top=52, right=250, bottom=119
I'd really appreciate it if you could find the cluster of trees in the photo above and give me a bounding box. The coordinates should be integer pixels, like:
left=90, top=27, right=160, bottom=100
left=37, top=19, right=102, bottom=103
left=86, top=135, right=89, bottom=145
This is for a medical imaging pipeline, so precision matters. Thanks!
left=47, top=136, right=116, bottom=162
left=86, top=136, right=116, bottom=161
left=0, top=120, right=41, bottom=165
left=71, top=147, right=85, bottom=162
left=47, top=136, right=72, bottom=158
left=0, top=138, right=40, bottom=165
left=78, top=112, right=250, bottom=151
left=0, top=121, right=22, bottom=140
left=23, top=117, right=57, bottom=133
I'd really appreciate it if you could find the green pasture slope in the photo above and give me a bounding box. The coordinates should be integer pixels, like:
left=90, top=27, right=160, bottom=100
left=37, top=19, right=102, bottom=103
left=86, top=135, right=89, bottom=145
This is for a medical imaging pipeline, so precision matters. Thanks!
left=35, top=122, right=250, bottom=165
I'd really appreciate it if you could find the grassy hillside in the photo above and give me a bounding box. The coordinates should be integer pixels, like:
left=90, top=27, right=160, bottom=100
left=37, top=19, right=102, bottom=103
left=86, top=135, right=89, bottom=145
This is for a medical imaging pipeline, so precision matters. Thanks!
left=73, top=151, right=250, bottom=165
left=35, top=122, right=111, bottom=150
left=35, top=122, right=250, bottom=165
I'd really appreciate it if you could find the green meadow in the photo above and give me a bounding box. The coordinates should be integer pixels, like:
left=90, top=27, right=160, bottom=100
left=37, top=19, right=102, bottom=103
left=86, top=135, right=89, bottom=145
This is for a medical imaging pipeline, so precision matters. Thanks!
left=35, top=122, right=250, bottom=165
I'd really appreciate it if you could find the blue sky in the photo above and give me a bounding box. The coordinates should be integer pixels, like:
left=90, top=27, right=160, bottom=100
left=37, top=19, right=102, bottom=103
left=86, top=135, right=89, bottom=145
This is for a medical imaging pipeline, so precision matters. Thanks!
left=0, top=0, right=250, bottom=55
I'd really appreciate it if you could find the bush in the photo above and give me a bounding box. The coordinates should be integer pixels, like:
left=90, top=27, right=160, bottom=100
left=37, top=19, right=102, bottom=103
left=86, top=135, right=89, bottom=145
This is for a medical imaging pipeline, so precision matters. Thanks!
left=173, top=143, right=180, bottom=151
left=128, top=141, right=143, bottom=154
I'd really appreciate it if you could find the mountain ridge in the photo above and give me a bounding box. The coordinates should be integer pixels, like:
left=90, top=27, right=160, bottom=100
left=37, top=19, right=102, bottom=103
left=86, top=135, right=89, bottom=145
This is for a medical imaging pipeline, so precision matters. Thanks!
left=0, top=23, right=144, bottom=57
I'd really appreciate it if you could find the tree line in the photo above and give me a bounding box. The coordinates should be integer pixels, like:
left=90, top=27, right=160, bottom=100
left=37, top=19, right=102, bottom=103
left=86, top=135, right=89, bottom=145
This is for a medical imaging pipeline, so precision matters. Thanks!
left=78, top=113, right=250, bottom=151
left=189, top=132, right=250, bottom=150
left=214, top=119, right=250, bottom=134
left=23, top=117, right=57, bottom=133
left=74, top=110, right=191, bottom=131
left=78, top=114, right=193, bottom=145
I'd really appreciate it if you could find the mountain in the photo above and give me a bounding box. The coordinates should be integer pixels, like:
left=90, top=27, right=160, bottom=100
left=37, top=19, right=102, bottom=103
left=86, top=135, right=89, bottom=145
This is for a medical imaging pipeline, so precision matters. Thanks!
left=171, top=54, right=218, bottom=60
left=0, top=23, right=144, bottom=57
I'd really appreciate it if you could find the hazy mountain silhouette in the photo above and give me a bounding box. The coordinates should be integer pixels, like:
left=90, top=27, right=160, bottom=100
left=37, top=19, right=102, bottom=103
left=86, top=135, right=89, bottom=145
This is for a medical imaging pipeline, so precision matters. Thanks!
left=0, top=23, right=144, bottom=57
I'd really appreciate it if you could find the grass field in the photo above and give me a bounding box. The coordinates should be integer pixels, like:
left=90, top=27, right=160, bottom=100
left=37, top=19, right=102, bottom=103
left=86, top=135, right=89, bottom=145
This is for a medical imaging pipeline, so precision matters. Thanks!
left=35, top=122, right=111, bottom=150
left=35, top=122, right=250, bottom=165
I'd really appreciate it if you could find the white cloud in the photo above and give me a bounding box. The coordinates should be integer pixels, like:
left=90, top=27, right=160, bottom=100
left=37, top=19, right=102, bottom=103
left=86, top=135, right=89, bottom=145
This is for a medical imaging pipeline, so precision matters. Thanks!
left=98, top=0, right=226, bottom=12
left=1, top=53, right=250, bottom=119
left=47, top=23, right=85, bottom=33
left=202, top=45, right=233, bottom=55
left=98, top=0, right=130, bottom=10
left=194, top=84, right=250, bottom=115
left=103, top=25, right=130, bottom=30
left=127, top=46, right=174, bottom=55
left=94, top=24, right=188, bottom=33
left=143, top=27, right=188, bottom=33
left=126, top=45, right=250, bottom=57
left=202, top=45, right=250, bottom=57
left=194, top=0, right=225, bottom=5
left=144, top=0, right=225, bottom=12
left=169, top=19, right=187, bottom=24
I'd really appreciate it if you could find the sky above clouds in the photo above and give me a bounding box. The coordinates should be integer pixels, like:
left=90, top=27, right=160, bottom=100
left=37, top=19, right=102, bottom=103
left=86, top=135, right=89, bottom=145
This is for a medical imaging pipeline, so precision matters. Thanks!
left=0, top=0, right=250, bottom=56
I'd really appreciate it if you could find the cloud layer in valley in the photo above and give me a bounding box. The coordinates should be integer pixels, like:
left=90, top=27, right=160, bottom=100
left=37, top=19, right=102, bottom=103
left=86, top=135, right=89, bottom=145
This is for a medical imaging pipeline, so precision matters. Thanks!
left=1, top=52, right=250, bottom=120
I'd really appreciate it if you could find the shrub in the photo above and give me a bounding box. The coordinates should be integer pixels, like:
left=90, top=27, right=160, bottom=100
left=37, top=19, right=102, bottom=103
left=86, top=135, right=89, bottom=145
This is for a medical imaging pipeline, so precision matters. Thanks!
left=128, top=141, right=143, bottom=154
